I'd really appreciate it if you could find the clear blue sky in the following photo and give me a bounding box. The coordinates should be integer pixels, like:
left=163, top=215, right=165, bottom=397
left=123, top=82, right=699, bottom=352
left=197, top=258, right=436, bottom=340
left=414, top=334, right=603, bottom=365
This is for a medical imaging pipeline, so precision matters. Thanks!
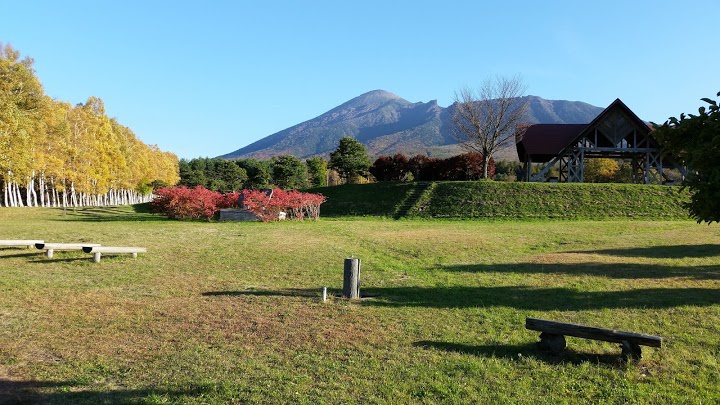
left=2, top=0, right=717, bottom=159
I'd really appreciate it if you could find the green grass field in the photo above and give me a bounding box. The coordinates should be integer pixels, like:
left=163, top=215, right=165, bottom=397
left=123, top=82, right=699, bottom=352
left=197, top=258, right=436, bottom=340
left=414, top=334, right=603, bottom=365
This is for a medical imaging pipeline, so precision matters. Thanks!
left=1, top=206, right=719, bottom=403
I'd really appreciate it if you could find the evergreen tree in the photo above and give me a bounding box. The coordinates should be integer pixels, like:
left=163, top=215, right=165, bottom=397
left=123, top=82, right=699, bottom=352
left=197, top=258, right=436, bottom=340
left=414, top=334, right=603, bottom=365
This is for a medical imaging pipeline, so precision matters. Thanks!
left=305, top=156, right=327, bottom=187
left=328, top=137, right=371, bottom=183
left=272, top=155, right=308, bottom=190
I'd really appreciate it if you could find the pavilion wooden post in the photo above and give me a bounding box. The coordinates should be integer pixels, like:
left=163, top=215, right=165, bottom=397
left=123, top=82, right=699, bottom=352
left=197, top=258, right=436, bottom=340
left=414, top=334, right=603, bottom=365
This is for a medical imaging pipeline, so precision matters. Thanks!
left=343, top=257, right=360, bottom=299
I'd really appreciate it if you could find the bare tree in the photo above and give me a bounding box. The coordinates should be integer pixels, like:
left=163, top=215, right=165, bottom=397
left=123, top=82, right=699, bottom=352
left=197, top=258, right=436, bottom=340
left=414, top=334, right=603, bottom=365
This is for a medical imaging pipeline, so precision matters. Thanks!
left=452, top=75, right=529, bottom=178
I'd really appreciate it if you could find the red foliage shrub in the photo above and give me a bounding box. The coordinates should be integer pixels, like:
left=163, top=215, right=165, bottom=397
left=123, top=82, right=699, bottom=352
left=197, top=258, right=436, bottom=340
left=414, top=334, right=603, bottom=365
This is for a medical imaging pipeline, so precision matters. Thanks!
left=151, top=186, right=326, bottom=222
left=370, top=153, right=410, bottom=181
left=216, top=191, right=241, bottom=209
left=241, top=188, right=326, bottom=222
left=151, top=186, right=224, bottom=220
left=391, top=152, right=495, bottom=181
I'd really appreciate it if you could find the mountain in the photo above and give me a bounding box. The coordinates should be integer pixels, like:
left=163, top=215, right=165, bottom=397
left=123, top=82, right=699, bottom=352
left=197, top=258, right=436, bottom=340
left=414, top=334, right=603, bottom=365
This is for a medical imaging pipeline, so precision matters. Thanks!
left=219, top=90, right=604, bottom=161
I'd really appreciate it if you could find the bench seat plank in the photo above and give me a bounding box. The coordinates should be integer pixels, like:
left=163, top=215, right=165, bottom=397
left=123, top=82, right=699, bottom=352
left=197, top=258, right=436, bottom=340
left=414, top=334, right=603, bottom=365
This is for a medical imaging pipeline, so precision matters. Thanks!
left=0, top=240, right=44, bottom=247
left=82, top=246, right=146, bottom=254
left=35, top=243, right=101, bottom=250
left=526, top=318, right=662, bottom=348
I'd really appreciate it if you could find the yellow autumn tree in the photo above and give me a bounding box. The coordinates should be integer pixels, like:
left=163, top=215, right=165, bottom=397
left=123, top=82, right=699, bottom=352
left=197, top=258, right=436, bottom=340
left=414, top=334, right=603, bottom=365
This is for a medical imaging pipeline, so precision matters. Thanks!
left=584, top=158, right=620, bottom=183
left=1, top=44, right=179, bottom=207
left=0, top=44, right=46, bottom=206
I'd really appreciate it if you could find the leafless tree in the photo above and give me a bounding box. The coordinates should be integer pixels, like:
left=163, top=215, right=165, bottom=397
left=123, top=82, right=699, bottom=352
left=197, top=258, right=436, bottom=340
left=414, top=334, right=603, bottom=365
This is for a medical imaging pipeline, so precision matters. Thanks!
left=452, top=75, right=529, bottom=178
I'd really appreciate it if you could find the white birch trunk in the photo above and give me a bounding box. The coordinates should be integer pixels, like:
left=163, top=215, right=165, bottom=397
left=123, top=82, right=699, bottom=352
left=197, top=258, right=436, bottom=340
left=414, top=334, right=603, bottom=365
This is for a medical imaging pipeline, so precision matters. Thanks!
left=39, top=175, right=45, bottom=207
left=14, top=182, right=24, bottom=207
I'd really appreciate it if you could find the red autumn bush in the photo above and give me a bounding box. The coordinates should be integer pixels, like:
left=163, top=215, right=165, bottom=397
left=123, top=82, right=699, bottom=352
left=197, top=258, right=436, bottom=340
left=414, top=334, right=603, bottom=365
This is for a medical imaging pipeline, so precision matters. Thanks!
left=241, top=188, right=326, bottom=222
left=151, top=186, right=226, bottom=220
left=151, top=186, right=325, bottom=221
left=217, top=191, right=241, bottom=209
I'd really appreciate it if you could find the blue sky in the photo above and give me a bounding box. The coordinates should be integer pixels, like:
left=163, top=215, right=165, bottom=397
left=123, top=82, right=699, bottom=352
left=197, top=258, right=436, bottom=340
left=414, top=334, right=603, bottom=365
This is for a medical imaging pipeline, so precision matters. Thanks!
left=2, top=1, right=717, bottom=159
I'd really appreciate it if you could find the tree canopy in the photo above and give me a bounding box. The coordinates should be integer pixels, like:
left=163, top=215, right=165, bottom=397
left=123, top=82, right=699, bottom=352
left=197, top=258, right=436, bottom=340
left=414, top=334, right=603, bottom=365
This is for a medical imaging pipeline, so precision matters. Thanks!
left=328, top=136, right=371, bottom=183
left=305, top=156, right=327, bottom=187
left=272, top=155, right=308, bottom=190
left=0, top=43, right=179, bottom=207
left=653, top=92, right=720, bottom=223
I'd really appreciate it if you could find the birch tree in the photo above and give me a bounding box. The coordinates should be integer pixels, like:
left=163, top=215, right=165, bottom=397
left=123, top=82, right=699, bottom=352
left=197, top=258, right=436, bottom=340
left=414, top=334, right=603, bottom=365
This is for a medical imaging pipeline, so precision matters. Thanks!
left=0, top=44, right=46, bottom=206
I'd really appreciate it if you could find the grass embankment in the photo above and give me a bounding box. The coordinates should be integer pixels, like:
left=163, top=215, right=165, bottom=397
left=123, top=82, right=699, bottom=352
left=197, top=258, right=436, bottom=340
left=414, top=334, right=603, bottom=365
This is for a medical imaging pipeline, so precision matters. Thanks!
left=311, top=182, right=690, bottom=219
left=1, top=206, right=719, bottom=403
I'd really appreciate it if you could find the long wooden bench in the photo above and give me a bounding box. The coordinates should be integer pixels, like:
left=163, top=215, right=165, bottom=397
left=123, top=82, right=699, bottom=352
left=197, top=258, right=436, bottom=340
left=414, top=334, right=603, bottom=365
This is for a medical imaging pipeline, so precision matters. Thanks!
left=526, top=317, right=663, bottom=360
left=0, top=240, right=44, bottom=248
left=82, top=246, right=147, bottom=262
left=35, top=243, right=101, bottom=259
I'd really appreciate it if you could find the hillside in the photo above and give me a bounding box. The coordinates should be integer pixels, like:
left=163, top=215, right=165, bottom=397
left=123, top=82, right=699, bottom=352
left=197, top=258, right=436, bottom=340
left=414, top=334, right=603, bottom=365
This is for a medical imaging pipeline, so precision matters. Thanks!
left=220, top=90, right=604, bottom=160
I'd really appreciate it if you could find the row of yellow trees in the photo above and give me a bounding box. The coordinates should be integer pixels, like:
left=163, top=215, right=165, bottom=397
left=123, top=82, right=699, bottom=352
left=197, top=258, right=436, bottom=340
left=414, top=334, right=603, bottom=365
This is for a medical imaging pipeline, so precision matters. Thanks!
left=1, top=44, right=179, bottom=208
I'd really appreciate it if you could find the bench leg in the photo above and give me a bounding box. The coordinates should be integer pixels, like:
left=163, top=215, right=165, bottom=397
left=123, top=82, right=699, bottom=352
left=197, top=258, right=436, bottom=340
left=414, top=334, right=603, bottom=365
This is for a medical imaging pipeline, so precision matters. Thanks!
left=46, top=249, right=54, bottom=259
left=620, top=340, right=642, bottom=360
left=93, top=252, right=102, bottom=263
left=537, top=332, right=566, bottom=354
left=132, top=252, right=137, bottom=258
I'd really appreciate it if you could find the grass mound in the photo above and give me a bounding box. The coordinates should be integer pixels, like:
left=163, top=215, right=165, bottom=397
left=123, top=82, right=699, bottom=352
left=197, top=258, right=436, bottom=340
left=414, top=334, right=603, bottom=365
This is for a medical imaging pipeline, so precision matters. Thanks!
left=310, top=181, right=690, bottom=219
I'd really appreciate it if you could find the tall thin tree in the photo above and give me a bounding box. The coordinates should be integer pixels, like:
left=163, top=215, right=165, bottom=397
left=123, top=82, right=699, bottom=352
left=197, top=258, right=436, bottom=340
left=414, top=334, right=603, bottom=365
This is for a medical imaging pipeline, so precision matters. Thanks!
left=452, top=75, right=529, bottom=178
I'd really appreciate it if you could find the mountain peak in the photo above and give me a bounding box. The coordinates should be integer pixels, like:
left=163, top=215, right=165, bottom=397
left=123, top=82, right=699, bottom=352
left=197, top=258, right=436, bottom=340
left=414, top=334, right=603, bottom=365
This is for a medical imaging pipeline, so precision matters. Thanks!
left=348, top=89, right=406, bottom=105
left=220, top=93, right=605, bottom=160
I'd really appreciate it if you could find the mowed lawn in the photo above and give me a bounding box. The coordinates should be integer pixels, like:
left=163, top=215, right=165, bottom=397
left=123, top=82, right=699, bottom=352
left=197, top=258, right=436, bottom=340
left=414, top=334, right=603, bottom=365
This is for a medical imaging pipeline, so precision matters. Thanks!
left=1, top=206, right=719, bottom=403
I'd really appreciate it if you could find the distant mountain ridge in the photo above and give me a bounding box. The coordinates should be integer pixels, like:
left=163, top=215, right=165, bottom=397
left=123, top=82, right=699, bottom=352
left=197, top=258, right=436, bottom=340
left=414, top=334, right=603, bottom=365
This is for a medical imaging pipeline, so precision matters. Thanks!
left=220, top=90, right=604, bottom=161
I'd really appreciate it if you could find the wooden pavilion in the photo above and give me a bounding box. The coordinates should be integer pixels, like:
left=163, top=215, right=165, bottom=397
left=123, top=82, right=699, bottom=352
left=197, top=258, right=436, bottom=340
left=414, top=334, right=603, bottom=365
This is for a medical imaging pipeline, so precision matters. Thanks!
left=516, top=99, right=686, bottom=183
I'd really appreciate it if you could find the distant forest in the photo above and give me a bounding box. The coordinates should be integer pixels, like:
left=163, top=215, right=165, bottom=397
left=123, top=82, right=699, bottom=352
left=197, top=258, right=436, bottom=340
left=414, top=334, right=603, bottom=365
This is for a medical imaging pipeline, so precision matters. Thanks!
left=179, top=154, right=531, bottom=191
left=179, top=151, right=659, bottom=191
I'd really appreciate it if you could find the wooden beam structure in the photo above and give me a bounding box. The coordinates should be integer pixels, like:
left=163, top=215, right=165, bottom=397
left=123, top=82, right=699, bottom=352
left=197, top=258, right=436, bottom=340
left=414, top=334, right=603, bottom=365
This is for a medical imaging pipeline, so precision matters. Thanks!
left=519, top=99, right=687, bottom=184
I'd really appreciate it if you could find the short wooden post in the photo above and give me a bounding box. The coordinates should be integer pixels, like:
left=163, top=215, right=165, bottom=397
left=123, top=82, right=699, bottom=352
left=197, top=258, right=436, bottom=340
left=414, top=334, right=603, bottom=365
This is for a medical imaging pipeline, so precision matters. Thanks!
left=322, top=287, right=327, bottom=302
left=132, top=252, right=138, bottom=258
left=93, top=252, right=102, bottom=263
left=343, top=257, right=360, bottom=299
left=46, top=249, right=54, bottom=259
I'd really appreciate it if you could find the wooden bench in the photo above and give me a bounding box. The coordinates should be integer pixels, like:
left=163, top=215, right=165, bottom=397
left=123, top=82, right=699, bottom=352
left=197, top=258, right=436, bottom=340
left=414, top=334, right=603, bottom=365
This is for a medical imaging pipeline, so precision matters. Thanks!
left=0, top=240, right=44, bottom=249
left=526, top=317, right=662, bottom=360
left=35, top=243, right=101, bottom=259
left=82, top=246, right=147, bottom=262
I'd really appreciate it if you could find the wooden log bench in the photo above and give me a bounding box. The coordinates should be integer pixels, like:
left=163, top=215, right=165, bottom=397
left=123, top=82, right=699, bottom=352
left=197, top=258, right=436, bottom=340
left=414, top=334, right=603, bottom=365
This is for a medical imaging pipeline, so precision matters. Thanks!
left=0, top=240, right=44, bottom=249
left=82, top=246, right=147, bottom=263
left=526, top=317, right=663, bottom=360
left=35, top=243, right=101, bottom=259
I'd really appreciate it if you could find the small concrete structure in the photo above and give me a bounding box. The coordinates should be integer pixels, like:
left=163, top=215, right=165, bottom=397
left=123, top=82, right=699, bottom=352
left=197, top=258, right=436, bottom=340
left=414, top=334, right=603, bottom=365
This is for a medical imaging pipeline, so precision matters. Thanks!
left=219, top=209, right=286, bottom=221
left=219, top=209, right=259, bottom=221
left=35, top=242, right=101, bottom=258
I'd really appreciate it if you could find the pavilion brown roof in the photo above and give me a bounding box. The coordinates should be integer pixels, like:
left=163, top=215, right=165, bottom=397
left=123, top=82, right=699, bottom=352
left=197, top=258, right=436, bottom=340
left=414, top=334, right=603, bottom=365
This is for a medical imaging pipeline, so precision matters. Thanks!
left=516, top=124, right=587, bottom=163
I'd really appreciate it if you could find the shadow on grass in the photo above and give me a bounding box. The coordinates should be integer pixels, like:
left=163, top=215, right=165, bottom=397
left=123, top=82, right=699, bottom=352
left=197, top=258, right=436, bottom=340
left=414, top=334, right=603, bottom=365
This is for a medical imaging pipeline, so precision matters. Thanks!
left=205, top=286, right=719, bottom=310
left=0, top=252, right=40, bottom=259
left=443, top=262, right=720, bottom=280
left=414, top=341, right=625, bottom=366
left=29, top=257, right=89, bottom=263
left=203, top=288, right=324, bottom=298
left=361, top=286, right=720, bottom=310
left=572, top=244, right=720, bottom=259
left=0, top=379, right=209, bottom=404
left=51, top=204, right=166, bottom=222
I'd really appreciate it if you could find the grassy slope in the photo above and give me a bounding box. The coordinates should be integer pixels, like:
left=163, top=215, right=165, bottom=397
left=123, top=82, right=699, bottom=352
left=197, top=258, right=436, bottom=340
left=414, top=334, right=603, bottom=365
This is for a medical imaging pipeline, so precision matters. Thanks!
left=311, top=182, right=690, bottom=219
left=1, top=207, right=719, bottom=403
